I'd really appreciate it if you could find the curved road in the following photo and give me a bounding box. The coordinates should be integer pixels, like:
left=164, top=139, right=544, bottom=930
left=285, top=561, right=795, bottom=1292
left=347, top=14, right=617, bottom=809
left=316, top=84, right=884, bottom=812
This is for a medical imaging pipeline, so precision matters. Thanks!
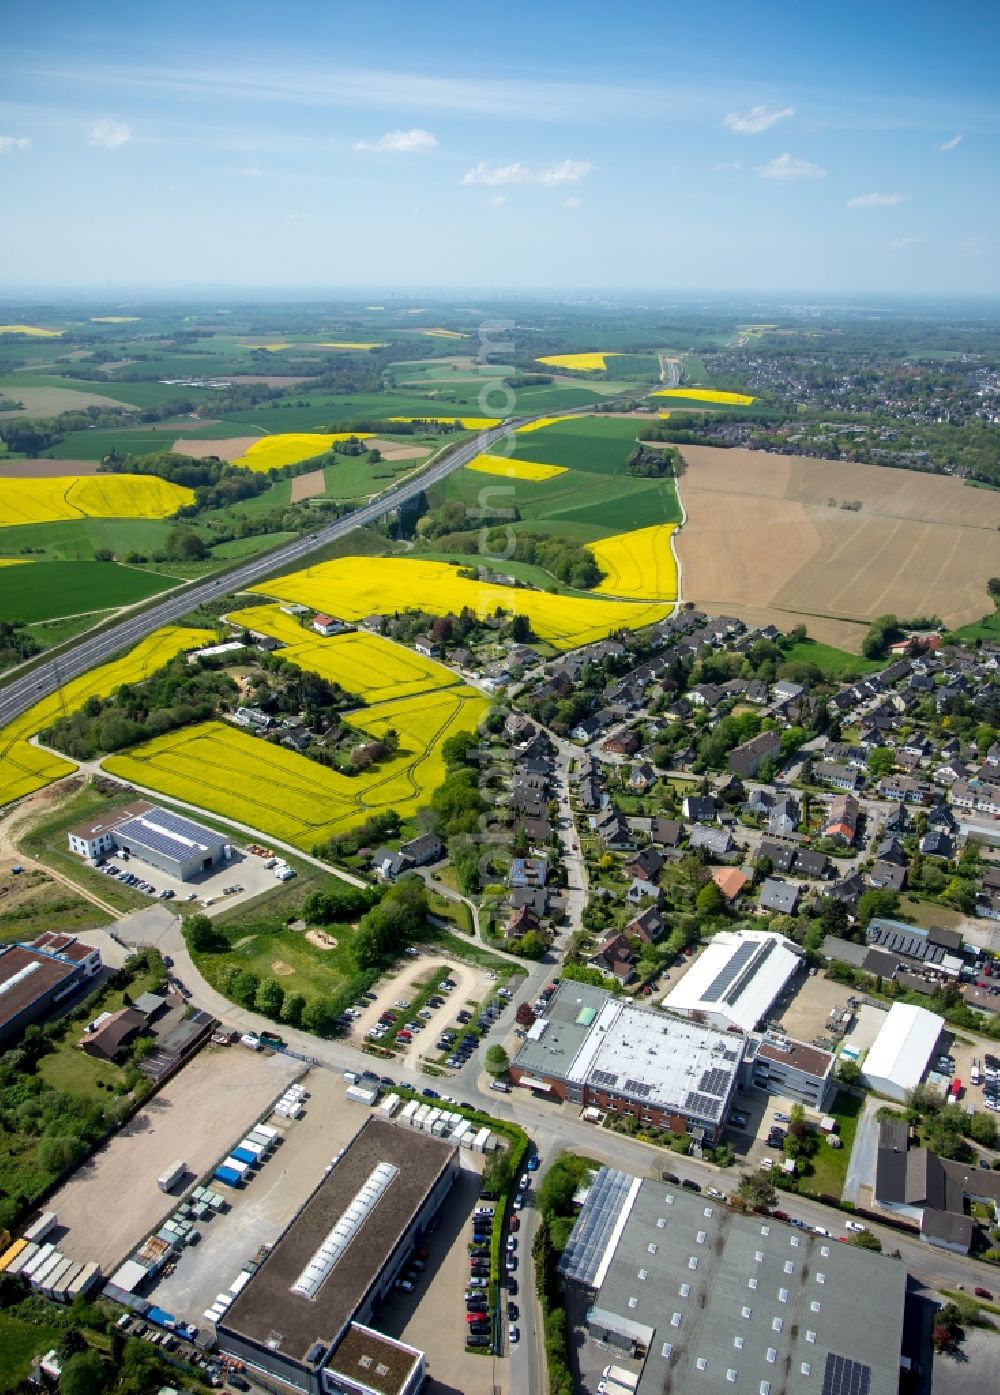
left=0, top=420, right=517, bottom=728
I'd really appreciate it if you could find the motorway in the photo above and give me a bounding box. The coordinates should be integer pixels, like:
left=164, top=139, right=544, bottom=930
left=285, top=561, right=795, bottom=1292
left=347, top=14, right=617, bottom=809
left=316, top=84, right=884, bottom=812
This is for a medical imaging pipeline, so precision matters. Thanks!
left=0, top=419, right=515, bottom=729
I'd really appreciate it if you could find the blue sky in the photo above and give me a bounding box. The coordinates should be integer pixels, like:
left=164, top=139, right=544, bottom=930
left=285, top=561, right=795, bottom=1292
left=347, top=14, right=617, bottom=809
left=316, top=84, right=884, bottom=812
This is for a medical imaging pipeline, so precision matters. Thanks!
left=2, top=0, right=998, bottom=294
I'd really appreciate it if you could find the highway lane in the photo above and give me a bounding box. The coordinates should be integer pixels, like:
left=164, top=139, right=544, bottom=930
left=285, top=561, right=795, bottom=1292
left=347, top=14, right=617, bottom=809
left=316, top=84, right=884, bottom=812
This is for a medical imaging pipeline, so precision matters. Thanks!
left=0, top=420, right=514, bottom=728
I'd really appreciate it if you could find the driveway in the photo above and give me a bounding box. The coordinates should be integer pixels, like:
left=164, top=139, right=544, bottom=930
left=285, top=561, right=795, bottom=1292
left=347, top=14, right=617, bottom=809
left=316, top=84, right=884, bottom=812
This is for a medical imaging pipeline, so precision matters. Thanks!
left=843, top=1093, right=881, bottom=1205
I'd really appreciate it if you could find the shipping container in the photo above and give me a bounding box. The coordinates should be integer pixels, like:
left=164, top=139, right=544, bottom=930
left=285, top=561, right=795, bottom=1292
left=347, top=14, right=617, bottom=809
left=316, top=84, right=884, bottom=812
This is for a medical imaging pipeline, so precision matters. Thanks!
left=31, top=1252, right=67, bottom=1289
left=238, top=1139, right=267, bottom=1158
left=157, top=1160, right=186, bottom=1192
left=66, top=1262, right=101, bottom=1299
left=53, top=1262, right=84, bottom=1302
left=246, top=1131, right=274, bottom=1150
left=21, top=1243, right=56, bottom=1280
left=39, top=1257, right=74, bottom=1295
left=221, top=1155, right=250, bottom=1174
left=254, top=1123, right=279, bottom=1140
left=230, top=1147, right=260, bottom=1167
left=213, top=1166, right=244, bottom=1188
left=0, top=1239, right=28, bottom=1273
left=603, top=1367, right=639, bottom=1392
left=4, top=1241, right=38, bottom=1277
left=23, top=1212, right=57, bottom=1244
left=146, top=1305, right=178, bottom=1330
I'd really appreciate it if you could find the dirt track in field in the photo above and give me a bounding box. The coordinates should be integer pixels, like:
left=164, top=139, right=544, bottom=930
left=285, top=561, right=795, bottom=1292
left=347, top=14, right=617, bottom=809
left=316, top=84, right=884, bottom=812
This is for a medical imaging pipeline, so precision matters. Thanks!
left=677, top=446, right=1000, bottom=650
left=290, top=469, right=326, bottom=502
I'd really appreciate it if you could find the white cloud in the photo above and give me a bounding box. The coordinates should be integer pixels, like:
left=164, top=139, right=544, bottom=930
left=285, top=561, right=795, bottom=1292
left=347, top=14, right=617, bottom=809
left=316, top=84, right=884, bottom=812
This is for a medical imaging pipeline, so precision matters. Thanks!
left=938, top=133, right=962, bottom=151
left=713, top=161, right=743, bottom=172
left=847, top=192, right=908, bottom=208
left=461, top=158, right=592, bottom=186
left=487, top=195, right=506, bottom=208
left=241, top=165, right=266, bottom=178
left=89, top=118, right=130, bottom=147
left=0, top=135, right=30, bottom=154
left=353, top=127, right=437, bottom=153
left=887, top=236, right=925, bottom=252
left=564, top=196, right=581, bottom=209
left=757, top=152, right=826, bottom=181
left=723, top=104, right=795, bottom=135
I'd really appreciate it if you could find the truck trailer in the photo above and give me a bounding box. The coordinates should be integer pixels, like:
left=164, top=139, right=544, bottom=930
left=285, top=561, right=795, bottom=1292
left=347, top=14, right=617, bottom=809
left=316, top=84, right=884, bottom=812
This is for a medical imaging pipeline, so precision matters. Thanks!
left=157, top=1160, right=187, bottom=1193
left=230, top=1147, right=260, bottom=1167
left=23, top=1212, right=57, bottom=1244
left=602, top=1367, right=639, bottom=1393
left=213, top=1166, right=244, bottom=1189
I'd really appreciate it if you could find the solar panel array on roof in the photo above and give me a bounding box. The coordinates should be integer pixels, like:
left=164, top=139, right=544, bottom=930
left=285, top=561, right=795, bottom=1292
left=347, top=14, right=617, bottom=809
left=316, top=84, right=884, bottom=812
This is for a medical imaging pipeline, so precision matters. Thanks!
left=116, top=808, right=222, bottom=862
left=701, top=938, right=765, bottom=1004
left=683, top=1092, right=723, bottom=1121
left=822, top=1353, right=871, bottom=1395
left=623, top=1079, right=653, bottom=1099
left=867, top=923, right=945, bottom=966
left=699, top=1067, right=730, bottom=1095
left=558, top=1167, right=635, bottom=1287
left=591, top=1069, right=619, bottom=1089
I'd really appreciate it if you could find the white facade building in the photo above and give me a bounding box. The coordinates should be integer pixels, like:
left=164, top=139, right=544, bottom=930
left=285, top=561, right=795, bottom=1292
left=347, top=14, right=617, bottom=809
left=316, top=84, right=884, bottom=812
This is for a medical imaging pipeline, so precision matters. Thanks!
left=861, top=1002, right=944, bottom=1102
left=662, top=929, right=803, bottom=1034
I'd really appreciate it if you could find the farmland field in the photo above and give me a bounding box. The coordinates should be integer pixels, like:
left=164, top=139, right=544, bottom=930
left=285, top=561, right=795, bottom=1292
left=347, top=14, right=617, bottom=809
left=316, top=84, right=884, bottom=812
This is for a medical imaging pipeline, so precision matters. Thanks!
left=0, top=625, right=214, bottom=807
left=653, top=387, right=755, bottom=405
left=536, top=352, right=620, bottom=371
left=677, top=445, right=1000, bottom=649
left=465, top=452, right=567, bottom=482
left=0, top=373, right=196, bottom=409
left=104, top=687, right=489, bottom=848
left=0, top=516, right=177, bottom=562
left=589, top=524, right=678, bottom=600
left=507, top=416, right=644, bottom=474
left=0, top=324, right=62, bottom=337
left=0, top=559, right=176, bottom=621
left=252, top=556, right=672, bottom=649
left=227, top=602, right=460, bottom=703
left=232, top=432, right=365, bottom=472
left=0, top=385, right=141, bottom=416
left=43, top=426, right=225, bottom=460
left=0, top=473, right=193, bottom=526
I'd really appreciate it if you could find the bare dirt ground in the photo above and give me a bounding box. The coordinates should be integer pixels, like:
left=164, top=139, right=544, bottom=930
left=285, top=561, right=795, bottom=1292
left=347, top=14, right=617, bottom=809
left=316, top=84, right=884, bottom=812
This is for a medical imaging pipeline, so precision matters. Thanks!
left=0, top=458, right=103, bottom=477
left=678, top=445, right=1000, bottom=647
left=290, top=469, right=326, bottom=502
left=50, top=1047, right=301, bottom=1268
left=365, top=437, right=430, bottom=461
left=170, top=435, right=261, bottom=460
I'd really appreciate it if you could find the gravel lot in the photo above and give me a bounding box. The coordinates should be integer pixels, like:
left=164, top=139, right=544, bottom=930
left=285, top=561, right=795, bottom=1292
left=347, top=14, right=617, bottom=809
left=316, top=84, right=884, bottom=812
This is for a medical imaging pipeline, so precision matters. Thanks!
left=50, top=1046, right=301, bottom=1268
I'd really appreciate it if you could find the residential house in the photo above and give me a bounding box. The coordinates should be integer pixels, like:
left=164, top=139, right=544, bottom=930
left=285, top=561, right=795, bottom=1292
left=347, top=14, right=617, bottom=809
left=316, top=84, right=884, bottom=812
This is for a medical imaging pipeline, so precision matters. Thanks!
left=727, top=730, right=781, bottom=779
left=591, top=932, right=637, bottom=985
left=363, top=614, right=385, bottom=633
left=877, top=774, right=932, bottom=804
left=759, top=839, right=796, bottom=875
left=920, top=829, right=954, bottom=860
left=372, top=848, right=408, bottom=881
left=951, top=780, right=1000, bottom=817
left=683, top=794, right=717, bottom=823
left=758, top=878, right=800, bottom=915
left=813, top=761, right=862, bottom=792
left=688, top=682, right=725, bottom=708
left=603, top=730, right=640, bottom=757
left=627, top=876, right=662, bottom=904
left=870, top=861, right=907, bottom=893
left=793, top=848, right=830, bottom=880
left=311, top=612, right=343, bottom=637
left=627, top=762, right=656, bottom=793
left=823, top=793, right=859, bottom=845
left=414, top=634, right=440, bottom=658
left=503, top=905, right=540, bottom=943
left=399, top=833, right=443, bottom=866
left=571, top=715, right=603, bottom=743
left=623, top=905, right=664, bottom=943
left=647, top=817, right=683, bottom=849
left=875, top=837, right=907, bottom=867
left=510, top=856, right=548, bottom=888
left=712, top=867, right=749, bottom=903
left=624, top=846, right=664, bottom=883
left=767, top=795, right=799, bottom=838
left=688, top=825, right=734, bottom=857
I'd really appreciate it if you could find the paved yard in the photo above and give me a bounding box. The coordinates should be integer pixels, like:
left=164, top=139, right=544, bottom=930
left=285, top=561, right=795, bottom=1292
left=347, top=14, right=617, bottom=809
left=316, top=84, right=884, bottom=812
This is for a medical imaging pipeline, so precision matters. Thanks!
left=779, top=971, right=859, bottom=1048
left=50, top=1046, right=301, bottom=1268
left=377, top=1152, right=509, bottom=1395
left=151, top=1067, right=361, bottom=1325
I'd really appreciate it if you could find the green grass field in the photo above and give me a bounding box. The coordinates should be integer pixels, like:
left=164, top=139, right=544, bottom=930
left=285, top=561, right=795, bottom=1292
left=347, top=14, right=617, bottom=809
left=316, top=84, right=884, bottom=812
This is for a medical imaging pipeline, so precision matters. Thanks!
left=211, top=530, right=296, bottom=559
left=0, top=373, right=200, bottom=409
left=778, top=637, right=882, bottom=679
left=797, top=1090, right=861, bottom=1200
left=0, top=559, right=177, bottom=622
left=0, top=517, right=177, bottom=561
left=44, top=426, right=205, bottom=460
left=510, top=416, right=642, bottom=475
left=0, top=1313, right=64, bottom=1393
left=948, top=603, right=1000, bottom=645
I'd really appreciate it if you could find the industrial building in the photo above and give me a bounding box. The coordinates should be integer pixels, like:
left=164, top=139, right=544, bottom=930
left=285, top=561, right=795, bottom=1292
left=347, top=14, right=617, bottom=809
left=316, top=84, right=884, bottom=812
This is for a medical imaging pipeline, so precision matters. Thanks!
left=746, top=1032, right=837, bottom=1113
left=662, top=929, right=804, bottom=1035
left=67, top=801, right=229, bottom=882
left=561, top=1165, right=907, bottom=1395
left=217, top=1117, right=458, bottom=1395
left=860, top=1001, right=944, bottom=1102
left=510, top=982, right=743, bottom=1142
left=864, top=917, right=964, bottom=979
left=0, top=936, right=101, bottom=1048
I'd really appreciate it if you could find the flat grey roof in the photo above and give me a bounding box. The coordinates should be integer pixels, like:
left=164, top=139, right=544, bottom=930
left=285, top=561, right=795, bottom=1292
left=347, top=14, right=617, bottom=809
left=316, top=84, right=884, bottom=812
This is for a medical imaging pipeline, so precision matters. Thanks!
left=220, top=1118, right=455, bottom=1365
left=570, top=1168, right=905, bottom=1395
left=116, top=806, right=226, bottom=862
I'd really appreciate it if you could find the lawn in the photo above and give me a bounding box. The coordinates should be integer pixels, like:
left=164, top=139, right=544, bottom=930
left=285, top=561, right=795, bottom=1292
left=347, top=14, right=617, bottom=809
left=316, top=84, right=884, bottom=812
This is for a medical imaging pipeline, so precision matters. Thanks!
left=322, top=452, right=427, bottom=499
left=193, top=916, right=357, bottom=1006
left=798, top=1089, right=861, bottom=1200
left=0, top=868, right=107, bottom=943
left=777, top=637, right=883, bottom=680
left=0, top=1312, right=63, bottom=1393
left=0, top=559, right=177, bottom=622
left=210, top=530, right=296, bottom=560
left=949, top=603, right=1000, bottom=645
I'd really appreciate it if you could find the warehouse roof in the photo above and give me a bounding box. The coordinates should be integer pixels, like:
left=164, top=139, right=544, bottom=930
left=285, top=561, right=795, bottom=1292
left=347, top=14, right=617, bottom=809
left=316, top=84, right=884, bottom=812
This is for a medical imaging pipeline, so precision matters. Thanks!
left=662, top=929, right=802, bottom=1033
left=66, top=800, right=152, bottom=841
left=115, top=806, right=226, bottom=861
left=564, top=1167, right=906, bottom=1395
left=862, top=1002, right=943, bottom=1095
left=0, top=946, right=80, bottom=1027
left=219, top=1118, right=455, bottom=1365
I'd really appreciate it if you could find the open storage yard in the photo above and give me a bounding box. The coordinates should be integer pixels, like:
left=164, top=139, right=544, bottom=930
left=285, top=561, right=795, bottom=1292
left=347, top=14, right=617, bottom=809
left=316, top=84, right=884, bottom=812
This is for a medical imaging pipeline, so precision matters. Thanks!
left=677, top=445, right=1000, bottom=649
left=47, top=1045, right=301, bottom=1269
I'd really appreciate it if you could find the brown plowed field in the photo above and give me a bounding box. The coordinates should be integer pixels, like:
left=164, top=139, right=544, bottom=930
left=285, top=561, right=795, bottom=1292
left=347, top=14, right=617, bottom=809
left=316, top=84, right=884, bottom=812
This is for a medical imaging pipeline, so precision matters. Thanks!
left=290, top=468, right=325, bottom=502
left=678, top=446, right=1000, bottom=650
left=364, top=437, right=430, bottom=461
left=0, top=459, right=102, bottom=477
left=171, top=435, right=262, bottom=460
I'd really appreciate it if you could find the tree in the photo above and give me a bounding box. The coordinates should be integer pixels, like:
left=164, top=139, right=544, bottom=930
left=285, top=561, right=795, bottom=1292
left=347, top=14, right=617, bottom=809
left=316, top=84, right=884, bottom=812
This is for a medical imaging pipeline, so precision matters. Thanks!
left=695, top=881, right=726, bottom=917
left=56, top=1329, right=87, bottom=1361
left=849, top=1228, right=882, bottom=1252
left=165, top=526, right=208, bottom=561
left=516, top=1001, right=536, bottom=1028
left=867, top=747, right=896, bottom=780
left=856, top=888, right=900, bottom=926
left=255, top=977, right=285, bottom=1020
left=838, top=1058, right=862, bottom=1086
left=229, top=969, right=260, bottom=1008
left=58, top=1351, right=108, bottom=1395
left=734, top=1171, right=777, bottom=1212
left=282, top=992, right=306, bottom=1028
left=185, top=914, right=219, bottom=953
left=485, top=1044, right=510, bottom=1077
left=968, top=1111, right=998, bottom=1149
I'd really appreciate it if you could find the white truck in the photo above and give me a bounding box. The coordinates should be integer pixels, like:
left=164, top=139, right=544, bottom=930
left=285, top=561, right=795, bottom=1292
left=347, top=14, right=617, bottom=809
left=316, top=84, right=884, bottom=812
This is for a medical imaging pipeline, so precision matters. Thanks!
left=602, top=1367, right=639, bottom=1393
left=971, top=1058, right=982, bottom=1086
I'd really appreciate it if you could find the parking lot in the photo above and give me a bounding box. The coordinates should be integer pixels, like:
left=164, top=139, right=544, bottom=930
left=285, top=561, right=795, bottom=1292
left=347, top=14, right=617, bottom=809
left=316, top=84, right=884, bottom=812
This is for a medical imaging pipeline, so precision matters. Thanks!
left=91, top=844, right=285, bottom=915
left=377, top=1150, right=509, bottom=1395
left=349, top=955, right=497, bottom=1068
left=151, top=1067, right=362, bottom=1325
left=50, top=1046, right=301, bottom=1268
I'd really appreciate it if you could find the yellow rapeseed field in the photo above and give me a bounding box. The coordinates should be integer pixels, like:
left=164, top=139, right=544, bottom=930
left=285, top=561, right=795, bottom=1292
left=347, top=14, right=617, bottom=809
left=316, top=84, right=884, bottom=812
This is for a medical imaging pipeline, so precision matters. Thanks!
left=536, top=352, right=619, bottom=371
left=105, top=683, right=488, bottom=848
left=387, top=416, right=501, bottom=429
left=231, top=433, right=362, bottom=473
left=0, top=325, right=63, bottom=337
left=226, top=603, right=459, bottom=704
left=252, top=557, right=672, bottom=650
left=90, top=316, right=140, bottom=323
left=315, top=341, right=387, bottom=350
left=515, top=417, right=564, bottom=434
left=0, top=626, right=214, bottom=808
left=465, top=453, right=567, bottom=483
left=0, top=475, right=194, bottom=527
left=652, top=387, right=756, bottom=405
left=589, top=524, right=678, bottom=601
left=0, top=559, right=28, bottom=567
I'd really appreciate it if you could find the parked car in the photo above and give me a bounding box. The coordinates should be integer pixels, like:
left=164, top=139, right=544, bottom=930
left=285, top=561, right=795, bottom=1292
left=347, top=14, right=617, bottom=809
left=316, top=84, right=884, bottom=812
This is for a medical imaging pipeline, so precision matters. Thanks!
left=681, top=1178, right=701, bottom=1192
left=974, top=1286, right=993, bottom=1299
left=845, top=1221, right=866, bottom=1233
left=527, top=1155, right=540, bottom=1171
left=395, top=1279, right=413, bottom=1293
left=508, top=1324, right=520, bottom=1345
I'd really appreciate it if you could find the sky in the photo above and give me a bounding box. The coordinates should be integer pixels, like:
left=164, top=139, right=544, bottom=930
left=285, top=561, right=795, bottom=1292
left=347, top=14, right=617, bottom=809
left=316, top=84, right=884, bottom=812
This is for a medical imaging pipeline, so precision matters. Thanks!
left=1, top=0, right=999, bottom=295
